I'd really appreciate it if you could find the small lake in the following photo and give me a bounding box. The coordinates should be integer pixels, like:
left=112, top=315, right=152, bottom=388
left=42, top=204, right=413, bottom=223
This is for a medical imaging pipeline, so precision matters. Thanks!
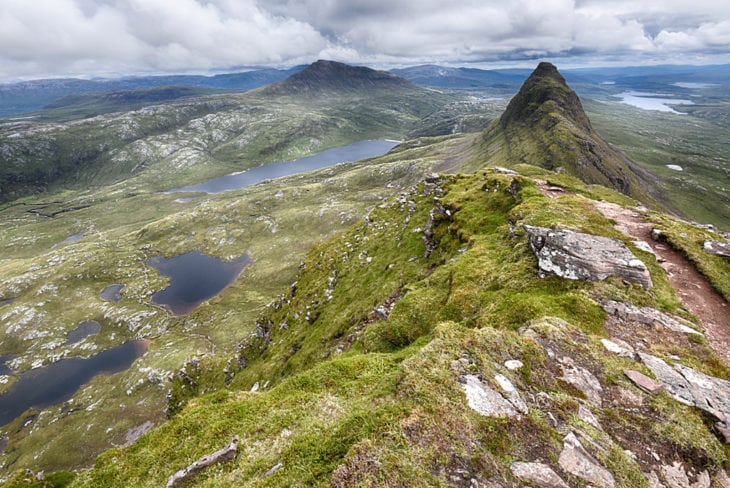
left=167, top=139, right=400, bottom=194
left=148, top=251, right=252, bottom=316
left=0, top=355, right=17, bottom=376
left=615, top=91, right=693, bottom=113
left=99, top=284, right=125, bottom=302
left=0, top=340, right=148, bottom=427
left=65, top=320, right=102, bottom=345
left=53, top=233, right=84, bottom=247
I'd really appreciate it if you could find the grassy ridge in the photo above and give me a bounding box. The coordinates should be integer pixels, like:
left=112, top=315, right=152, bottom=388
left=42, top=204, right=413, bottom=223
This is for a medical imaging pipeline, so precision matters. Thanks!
left=67, top=168, right=729, bottom=487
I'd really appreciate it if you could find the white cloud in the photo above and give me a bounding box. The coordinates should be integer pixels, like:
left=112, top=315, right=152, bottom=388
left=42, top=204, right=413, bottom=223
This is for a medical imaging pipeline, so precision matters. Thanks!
left=0, top=0, right=728, bottom=80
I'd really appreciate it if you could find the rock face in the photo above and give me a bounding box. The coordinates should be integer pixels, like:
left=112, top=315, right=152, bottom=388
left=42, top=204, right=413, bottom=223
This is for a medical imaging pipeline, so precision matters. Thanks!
left=558, top=432, right=615, bottom=487
left=524, top=225, right=653, bottom=288
left=510, top=461, right=569, bottom=488
left=704, top=240, right=730, bottom=260
left=639, top=352, right=730, bottom=439
left=601, top=300, right=701, bottom=335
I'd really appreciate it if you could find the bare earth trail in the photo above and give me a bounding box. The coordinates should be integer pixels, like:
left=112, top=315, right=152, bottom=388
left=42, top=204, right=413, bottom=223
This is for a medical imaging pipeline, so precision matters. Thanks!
left=536, top=180, right=730, bottom=364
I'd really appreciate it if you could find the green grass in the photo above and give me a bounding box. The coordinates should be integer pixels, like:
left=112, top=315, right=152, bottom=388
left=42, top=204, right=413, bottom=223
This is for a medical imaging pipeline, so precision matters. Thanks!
left=63, top=165, right=730, bottom=486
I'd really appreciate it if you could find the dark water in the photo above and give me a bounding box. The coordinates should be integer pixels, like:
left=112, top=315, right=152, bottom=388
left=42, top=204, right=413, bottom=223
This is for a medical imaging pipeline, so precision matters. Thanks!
left=0, top=298, right=15, bottom=307
left=148, top=251, right=252, bottom=315
left=167, top=139, right=399, bottom=194
left=0, top=340, right=148, bottom=427
left=99, top=284, right=125, bottom=302
left=0, top=355, right=17, bottom=376
left=65, top=320, right=102, bottom=345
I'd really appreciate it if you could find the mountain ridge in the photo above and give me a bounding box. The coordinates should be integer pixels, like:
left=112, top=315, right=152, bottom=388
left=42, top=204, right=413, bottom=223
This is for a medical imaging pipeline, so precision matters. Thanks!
left=474, top=62, right=658, bottom=204
left=262, top=59, right=417, bottom=95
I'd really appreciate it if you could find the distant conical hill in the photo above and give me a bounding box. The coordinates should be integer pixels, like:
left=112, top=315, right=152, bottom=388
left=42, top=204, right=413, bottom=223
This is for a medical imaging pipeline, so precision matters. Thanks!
left=262, top=59, right=416, bottom=95
left=477, top=62, right=656, bottom=202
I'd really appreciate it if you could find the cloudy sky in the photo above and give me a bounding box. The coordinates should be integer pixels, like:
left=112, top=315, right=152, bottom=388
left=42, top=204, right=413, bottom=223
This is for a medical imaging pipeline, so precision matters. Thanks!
left=1, top=0, right=729, bottom=81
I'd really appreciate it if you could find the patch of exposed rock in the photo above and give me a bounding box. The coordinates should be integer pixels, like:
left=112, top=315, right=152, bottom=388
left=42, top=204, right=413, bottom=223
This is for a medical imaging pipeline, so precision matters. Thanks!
left=704, top=240, right=730, bottom=260
left=524, top=225, right=652, bottom=288
left=511, top=461, right=569, bottom=487
left=601, top=300, right=702, bottom=336
left=559, top=356, right=603, bottom=406
left=558, top=432, right=615, bottom=487
left=460, top=374, right=527, bottom=418
left=639, top=352, right=730, bottom=442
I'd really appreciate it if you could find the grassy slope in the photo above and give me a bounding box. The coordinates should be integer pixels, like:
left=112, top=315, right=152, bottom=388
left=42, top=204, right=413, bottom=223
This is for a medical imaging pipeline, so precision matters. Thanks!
left=584, top=98, right=730, bottom=230
left=0, top=135, right=468, bottom=475
left=66, top=167, right=730, bottom=487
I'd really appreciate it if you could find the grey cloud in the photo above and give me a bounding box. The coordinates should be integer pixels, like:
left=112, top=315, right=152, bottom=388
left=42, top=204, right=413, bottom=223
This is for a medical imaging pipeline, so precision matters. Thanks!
left=0, top=0, right=728, bottom=81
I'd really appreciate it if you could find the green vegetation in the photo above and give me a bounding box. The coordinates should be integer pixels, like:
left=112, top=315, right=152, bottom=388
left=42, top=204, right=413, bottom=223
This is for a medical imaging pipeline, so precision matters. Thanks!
left=584, top=98, right=730, bottom=230
left=2, top=61, right=729, bottom=486
left=463, top=62, right=658, bottom=207
left=66, top=168, right=727, bottom=487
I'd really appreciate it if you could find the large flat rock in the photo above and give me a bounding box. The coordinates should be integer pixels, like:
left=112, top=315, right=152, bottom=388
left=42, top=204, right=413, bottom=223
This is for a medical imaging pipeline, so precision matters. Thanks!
left=524, top=225, right=652, bottom=288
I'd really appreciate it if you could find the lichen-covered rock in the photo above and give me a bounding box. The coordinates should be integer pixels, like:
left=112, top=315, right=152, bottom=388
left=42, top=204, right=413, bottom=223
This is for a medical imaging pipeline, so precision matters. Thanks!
left=640, top=352, right=730, bottom=439
left=510, top=461, right=569, bottom=487
left=460, top=375, right=519, bottom=418
left=602, top=300, right=702, bottom=336
left=559, top=356, right=603, bottom=406
left=558, top=432, right=615, bottom=487
left=524, top=225, right=652, bottom=288
left=704, top=240, right=730, bottom=260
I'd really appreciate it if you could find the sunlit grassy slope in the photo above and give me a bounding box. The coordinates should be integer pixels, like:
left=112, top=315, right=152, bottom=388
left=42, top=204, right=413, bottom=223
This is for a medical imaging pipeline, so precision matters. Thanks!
left=66, top=167, right=730, bottom=488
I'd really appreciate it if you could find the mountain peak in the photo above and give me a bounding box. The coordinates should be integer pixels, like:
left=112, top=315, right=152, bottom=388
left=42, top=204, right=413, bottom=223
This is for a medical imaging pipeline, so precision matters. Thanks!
left=477, top=62, right=657, bottom=203
left=499, top=61, right=592, bottom=132
left=263, top=59, right=414, bottom=95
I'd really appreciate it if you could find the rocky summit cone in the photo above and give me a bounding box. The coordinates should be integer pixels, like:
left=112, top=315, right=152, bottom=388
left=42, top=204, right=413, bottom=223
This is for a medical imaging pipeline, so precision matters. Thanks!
left=263, top=59, right=415, bottom=95
left=499, top=62, right=592, bottom=132
left=479, top=62, right=656, bottom=203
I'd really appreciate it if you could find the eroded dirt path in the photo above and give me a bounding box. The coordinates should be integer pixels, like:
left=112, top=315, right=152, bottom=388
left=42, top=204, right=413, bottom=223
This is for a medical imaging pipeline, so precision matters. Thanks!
left=536, top=180, right=730, bottom=364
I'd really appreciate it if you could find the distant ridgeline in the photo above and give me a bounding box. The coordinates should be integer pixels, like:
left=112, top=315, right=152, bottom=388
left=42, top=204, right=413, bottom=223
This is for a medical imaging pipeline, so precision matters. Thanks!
left=0, top=60, right=445, bottom=203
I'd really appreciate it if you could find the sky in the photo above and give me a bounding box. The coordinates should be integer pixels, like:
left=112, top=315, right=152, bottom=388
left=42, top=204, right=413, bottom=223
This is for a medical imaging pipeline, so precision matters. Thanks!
left=1, top=0, right=729, bottom=81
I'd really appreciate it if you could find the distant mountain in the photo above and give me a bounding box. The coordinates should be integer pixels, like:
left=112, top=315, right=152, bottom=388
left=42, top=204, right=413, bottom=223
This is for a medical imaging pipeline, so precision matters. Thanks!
left=391, top=64, right=529, bottom=90
left=0, top=61, right=449, bottom=203
left=0, top=66, right=305, bottom=118
left=476, top=62, right=657, bottom=202
left=43, top=86, right=220, bottom=114
left=263, top=60, right=417, bottom=95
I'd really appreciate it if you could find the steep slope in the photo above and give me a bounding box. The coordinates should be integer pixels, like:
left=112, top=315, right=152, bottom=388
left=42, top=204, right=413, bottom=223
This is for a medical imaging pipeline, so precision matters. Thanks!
left=472, top=62, right=657, bottom=204
left=63, top=163, right=730, bottom=487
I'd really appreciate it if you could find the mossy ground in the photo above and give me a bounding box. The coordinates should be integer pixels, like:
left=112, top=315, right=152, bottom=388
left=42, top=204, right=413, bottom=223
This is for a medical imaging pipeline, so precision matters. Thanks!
left=0, top=134, right=470, bottom=476
left=65, top=167, right=729, bottom=487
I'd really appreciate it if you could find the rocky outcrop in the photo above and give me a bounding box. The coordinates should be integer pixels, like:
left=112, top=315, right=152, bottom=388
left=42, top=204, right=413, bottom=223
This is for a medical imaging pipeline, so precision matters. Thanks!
left=460, top=374, right=528, bottom=418
left=558, top=432, right=615, bottom=487
left=601, top=300, right=702, bottom=336
left=704, top=240, right=730, bottom=260
left=639, top=353, right=730, bottom=440
left=510, top=461, right=569, bottom=488
left=166, top=436, right=239, bottom=488
left=559, top=356, right=603, bottom=406
left=524, top=225, right=652, bottom=288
